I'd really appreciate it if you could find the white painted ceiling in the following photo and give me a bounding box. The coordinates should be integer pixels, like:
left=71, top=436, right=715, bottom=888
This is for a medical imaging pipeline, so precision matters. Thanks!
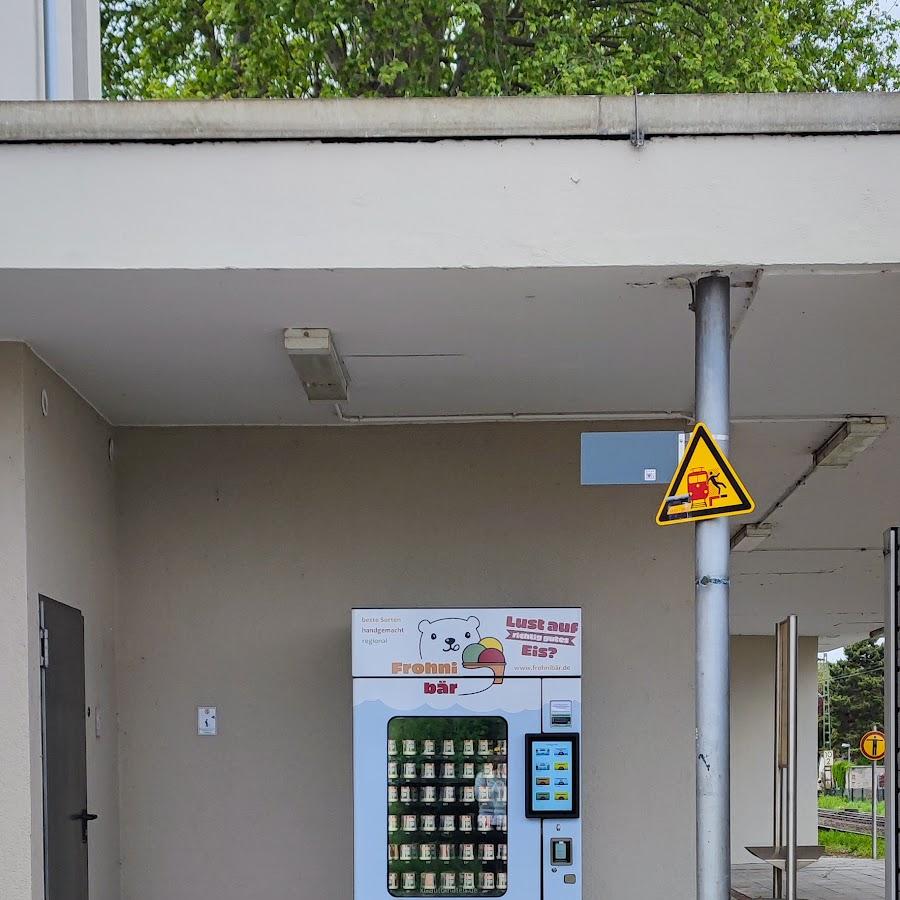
left=1, top=264, right=897, bottom=648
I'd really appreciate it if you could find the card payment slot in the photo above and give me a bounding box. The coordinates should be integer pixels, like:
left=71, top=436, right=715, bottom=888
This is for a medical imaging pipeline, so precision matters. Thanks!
left=550, top=838, right=573, bottom=866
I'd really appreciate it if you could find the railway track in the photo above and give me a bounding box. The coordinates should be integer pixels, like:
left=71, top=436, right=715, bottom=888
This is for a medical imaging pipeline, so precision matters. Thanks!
left=818, top=808, right=884, bottom=836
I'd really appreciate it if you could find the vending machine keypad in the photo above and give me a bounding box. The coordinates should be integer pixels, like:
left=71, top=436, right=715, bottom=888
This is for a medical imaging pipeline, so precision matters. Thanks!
left=388, top=716, right=508, bottom=896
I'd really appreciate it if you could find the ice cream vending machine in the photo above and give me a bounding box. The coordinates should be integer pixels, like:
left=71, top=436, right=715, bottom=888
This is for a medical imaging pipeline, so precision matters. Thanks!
left=352, top=608, right=582, bottom=900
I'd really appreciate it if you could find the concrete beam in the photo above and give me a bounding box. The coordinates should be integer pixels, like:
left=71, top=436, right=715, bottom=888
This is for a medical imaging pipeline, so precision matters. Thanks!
left=1, top=92, right=899, bottom=143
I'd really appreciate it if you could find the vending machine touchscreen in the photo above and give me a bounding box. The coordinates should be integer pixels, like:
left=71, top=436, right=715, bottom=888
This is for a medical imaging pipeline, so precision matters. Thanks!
left=353, top=607, right=582, bottom=900
left=524, top=734, right=579, bottom=819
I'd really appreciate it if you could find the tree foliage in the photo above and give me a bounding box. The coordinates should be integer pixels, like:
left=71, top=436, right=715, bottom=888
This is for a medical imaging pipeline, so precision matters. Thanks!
left=826, top=639, right=884, bottom=760
left=101, top=0, right=900, bottom=99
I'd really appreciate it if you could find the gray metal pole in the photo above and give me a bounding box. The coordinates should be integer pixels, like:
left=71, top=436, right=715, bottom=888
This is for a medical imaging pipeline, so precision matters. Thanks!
left=874, top=755, right=879, bottom=859
left=694, top=274, right=732, bottom=900
left=787, top=615, right=798, bottom=900
left=42, top=0, right=61, bottom=99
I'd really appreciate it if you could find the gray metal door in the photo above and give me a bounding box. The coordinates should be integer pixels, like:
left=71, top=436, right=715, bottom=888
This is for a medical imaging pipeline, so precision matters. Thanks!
left=40, top=595, right=94, bottom=900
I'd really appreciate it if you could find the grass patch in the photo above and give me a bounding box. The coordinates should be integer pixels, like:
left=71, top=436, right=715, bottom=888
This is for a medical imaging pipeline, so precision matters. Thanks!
left=818, top=828, right=884, bottom=858
left=819, top=794, right=885, bottom=815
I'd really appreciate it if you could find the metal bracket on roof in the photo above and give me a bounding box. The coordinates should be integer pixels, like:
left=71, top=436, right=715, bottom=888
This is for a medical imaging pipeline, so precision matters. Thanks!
left=630, top=89, right=644, bottom=149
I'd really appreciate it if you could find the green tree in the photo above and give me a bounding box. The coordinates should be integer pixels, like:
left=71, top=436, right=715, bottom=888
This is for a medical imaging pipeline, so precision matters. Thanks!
left=101, top=0, right=900, bottom=100
left=828, top=639, right=884, bottom=760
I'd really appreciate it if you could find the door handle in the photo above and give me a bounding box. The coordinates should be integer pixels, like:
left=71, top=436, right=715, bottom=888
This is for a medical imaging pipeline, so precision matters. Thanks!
left=71, top=809, right=99, bottom=844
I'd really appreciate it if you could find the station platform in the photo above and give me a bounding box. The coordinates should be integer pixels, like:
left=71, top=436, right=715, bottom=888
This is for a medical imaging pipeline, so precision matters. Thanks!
left=732, top=858, right=883, bottom=899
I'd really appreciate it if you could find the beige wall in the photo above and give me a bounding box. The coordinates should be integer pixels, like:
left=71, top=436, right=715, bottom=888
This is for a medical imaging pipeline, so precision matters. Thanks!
left=731, top=635, right=819, bottom=863
left=0, top=344, right=35, bottom=898
left=0, top=391, right=823, bottom=899
left=23, top=349, right=121, bottom=900
left=115, top=424, right=697, bottom=900
left=0, top=344, right=120, bottom=900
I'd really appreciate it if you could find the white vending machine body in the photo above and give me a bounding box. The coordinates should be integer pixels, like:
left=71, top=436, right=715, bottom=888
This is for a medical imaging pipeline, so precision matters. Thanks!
left=352, top=608, right=582, bottom=900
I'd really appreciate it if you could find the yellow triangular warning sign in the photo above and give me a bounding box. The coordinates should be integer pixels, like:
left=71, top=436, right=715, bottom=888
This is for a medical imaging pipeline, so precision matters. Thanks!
left=656, top=423, right=755, bottom=526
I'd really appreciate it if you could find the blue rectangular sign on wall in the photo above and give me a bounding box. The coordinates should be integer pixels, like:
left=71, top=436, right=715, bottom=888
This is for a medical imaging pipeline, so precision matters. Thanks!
left=580, top=431, right=682, bottom=486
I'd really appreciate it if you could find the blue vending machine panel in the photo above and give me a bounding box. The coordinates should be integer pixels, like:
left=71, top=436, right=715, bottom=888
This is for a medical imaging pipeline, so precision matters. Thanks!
left=525, top=734, right=580, bottom=819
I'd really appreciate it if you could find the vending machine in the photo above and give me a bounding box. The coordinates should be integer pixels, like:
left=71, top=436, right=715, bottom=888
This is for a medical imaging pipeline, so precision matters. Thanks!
left=352, top=607, right=582, bottom=900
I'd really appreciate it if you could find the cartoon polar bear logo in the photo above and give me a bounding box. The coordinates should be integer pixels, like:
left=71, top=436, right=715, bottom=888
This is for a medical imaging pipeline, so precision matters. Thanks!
left=418, top=615, right=481, bottom=665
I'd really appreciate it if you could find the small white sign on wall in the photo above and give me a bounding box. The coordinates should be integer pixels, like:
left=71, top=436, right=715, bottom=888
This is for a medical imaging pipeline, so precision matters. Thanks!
left=197, top=706, right=217, bottom=736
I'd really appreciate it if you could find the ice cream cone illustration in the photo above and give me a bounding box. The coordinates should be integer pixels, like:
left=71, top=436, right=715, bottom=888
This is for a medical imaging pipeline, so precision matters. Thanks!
left=462, top=638, right=506, bottom=684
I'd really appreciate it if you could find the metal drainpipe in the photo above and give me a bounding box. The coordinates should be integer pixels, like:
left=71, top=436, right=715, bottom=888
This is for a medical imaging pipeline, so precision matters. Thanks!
left=694, top=274, right=732, bottom=900
left=42, top=0, right=61, bottom=99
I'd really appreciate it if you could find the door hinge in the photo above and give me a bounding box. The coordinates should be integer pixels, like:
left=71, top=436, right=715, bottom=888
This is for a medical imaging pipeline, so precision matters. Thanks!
left=40, top=627, right=49, bottom=668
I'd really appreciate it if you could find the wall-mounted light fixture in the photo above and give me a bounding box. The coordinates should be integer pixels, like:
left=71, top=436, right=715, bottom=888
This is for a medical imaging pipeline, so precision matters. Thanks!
left=284, top=328, right=349, bottom=403
left=813, top=417, right=887, bottom=468
left=731, top=523, right=774, bottom=552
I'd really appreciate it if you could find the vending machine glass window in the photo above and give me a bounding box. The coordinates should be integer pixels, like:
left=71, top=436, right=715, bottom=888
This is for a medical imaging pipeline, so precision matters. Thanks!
left=387, top=716, right=508, bottom=897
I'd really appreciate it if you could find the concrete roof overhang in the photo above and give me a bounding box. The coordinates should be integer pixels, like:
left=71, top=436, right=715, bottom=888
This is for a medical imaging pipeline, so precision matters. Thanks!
left=2, top=93, right=899, bottom=648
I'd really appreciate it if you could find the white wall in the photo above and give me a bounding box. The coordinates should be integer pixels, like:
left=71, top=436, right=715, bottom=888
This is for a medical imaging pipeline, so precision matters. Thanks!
left=731, top=635, right=819, bottom=863
left=115, top=423, right=698, bottom=900
left=2, top=134, right=899, bottom=269
left=23, top=348, right=121, bottom=900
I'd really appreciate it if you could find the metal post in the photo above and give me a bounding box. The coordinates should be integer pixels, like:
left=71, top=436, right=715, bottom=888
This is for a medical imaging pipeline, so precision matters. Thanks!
left=885, top=527, right=898, bottom=900
left=773, top=622, right=784, bottom=900
left=786, top=615, right=798, bottom=900
left=42, top=0, right=61, bottom=99
left=694, top=274, right=732, bottom=900
left=874, top=755, right=879, bottom=859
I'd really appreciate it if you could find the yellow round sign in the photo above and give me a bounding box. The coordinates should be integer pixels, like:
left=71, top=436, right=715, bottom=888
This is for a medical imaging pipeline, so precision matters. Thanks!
left=860, top=730, right=885, bottom=761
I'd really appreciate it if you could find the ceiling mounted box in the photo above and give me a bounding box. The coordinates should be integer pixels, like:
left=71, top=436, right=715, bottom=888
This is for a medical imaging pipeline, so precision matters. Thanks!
left=284, top=328, right=349, bottom=402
